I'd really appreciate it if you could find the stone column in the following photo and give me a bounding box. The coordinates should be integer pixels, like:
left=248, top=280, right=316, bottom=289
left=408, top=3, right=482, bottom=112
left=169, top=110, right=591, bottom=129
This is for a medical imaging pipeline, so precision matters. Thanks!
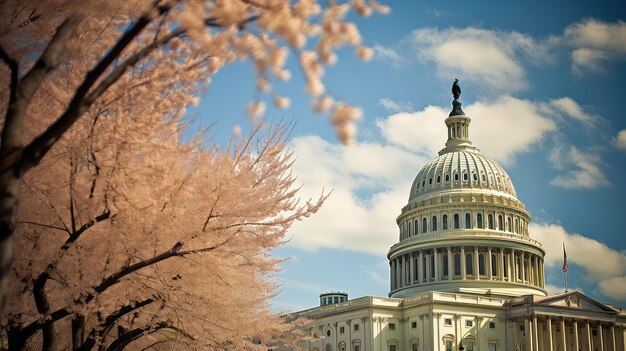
left=418, top=251, right=424, bottom=283
left=528, top=254, right=537, bottom=285
left=585, top=321, right=592, bottom=351
left=402, top=254, right=407, bottom=286
left=598, top=324, right=604, bottom=351
left=519, top=251, right=526, bottom=283
left=538, top=318, right=544, bottom=351
left=512, top=320, right=518, bottom=350
left=409, top=252, right=415, bottom=285
left=498, top=248, right=505, bottom=281
left=390, top=260, right=395, bottom=290
left=560, top=318, right=567, bottom=351
left=447, top=247, right=453, bottom=281
left=425, top=253, right=430, bottom=283
left=547, top=317, right=554, bottom=351
left=610, top=324, right=616, bottom=351
left=395, top=257, right=401, bottom=288
left=433, top=249, right=439, bottom=282
left=533, top=315, right=539, bottom=351
left=525, top=317, right=533, bottom=351
left=474, top=246, right=479, bottom=280
left=511, top=250, right=516, bottom=282
left=573, top=320, right=579, bottom=351
left=461, top=247, right=466, bottom=280
left=487, top=247, right=493, bottom=280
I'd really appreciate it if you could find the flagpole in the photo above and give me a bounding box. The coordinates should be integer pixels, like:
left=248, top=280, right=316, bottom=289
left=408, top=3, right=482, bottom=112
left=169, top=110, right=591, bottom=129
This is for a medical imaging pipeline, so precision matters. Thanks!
left=563, top=242, right=568, bottom=293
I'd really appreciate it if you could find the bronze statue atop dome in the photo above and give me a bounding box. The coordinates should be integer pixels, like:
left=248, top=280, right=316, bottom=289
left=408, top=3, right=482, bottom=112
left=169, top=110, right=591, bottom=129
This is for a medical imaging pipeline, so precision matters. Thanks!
left=449, top=79, right=465, bottom=116
left=452, top=78, right=461, bottom=100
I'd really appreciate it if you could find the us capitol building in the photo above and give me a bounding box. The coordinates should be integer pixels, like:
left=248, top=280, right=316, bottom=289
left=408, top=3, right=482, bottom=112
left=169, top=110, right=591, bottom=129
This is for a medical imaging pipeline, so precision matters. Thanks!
left=291, top=83, right=626, bottom=351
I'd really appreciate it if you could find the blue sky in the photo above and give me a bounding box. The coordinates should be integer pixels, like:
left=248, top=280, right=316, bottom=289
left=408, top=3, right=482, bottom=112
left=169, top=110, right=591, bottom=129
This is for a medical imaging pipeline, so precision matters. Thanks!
left=189, top=0, right=626, bottom=310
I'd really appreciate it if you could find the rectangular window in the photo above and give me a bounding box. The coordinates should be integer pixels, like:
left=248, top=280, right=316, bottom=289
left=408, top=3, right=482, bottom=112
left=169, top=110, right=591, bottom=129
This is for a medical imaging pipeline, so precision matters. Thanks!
left=466, top=320, right=473, bottom=327
left=389, top=323, right=395, bottom=330
left=340, top=326, right=345, bottom=334
left=354, top=346, right=360, bottom=351
left=489, top=343, right=497, bottom=351
left=354, top=324, right=359, bottom=331
left=411, top=321, right=417, bottom=329
left=389, top=345, right=397, bottom=351
left=444, top=318, right=452, bottom=326
left=445, top=340, right=453, bottom=351
left=412, top=344, right=418, bottom=351
left=489, top=322, right=496, bottom=329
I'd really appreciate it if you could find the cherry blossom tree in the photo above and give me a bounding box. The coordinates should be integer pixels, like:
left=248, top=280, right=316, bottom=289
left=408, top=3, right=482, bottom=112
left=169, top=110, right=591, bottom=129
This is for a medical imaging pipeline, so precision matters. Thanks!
left=5, top=101, right=323, bottom=350
left=0, top=0, right=389, bottom=321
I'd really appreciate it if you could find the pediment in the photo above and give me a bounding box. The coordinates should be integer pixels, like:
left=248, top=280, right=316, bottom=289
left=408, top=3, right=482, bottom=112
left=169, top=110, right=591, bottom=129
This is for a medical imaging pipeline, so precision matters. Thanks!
left=535, top=291, right=617, bottom=313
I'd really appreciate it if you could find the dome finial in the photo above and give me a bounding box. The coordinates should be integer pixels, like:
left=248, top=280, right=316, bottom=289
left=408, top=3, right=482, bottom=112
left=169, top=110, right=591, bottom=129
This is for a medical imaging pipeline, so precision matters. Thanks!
left=450, top=79, right=465, bottom=116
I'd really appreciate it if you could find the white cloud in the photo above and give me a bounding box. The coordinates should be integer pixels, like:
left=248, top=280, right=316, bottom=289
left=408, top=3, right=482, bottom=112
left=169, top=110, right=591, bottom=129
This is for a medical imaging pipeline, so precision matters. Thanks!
left=549, top=145, right=609, bottom=189
left=360, top=265, right=388, bottom=286
left=531, top=223, right=626, bottom=301
left=613, top=129, right=626, bottom=151
left=598, top=276, right=626, bottom=300
left=376, top=105, right=448, bottom=157
left=372, top=44, right=406, bottom=67
left=564, top=19, right=626, bottom=73
left=287, top=135, right=428, bottom=255
left=377, top=97, right=557, bottom=164
left=409, top=27, right=554, bottom=93
left=378, top=98, right=414, bottom=113
left=549, top=97, right=596, bottom=126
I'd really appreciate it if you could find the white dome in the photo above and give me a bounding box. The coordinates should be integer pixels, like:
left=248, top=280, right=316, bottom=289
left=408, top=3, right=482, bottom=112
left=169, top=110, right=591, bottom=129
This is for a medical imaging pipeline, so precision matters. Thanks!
left=409, top=149, right=517, bottom=204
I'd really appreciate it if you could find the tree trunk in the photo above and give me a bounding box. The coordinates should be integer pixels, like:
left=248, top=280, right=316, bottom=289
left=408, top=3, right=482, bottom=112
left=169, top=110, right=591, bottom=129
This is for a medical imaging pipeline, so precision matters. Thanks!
left=72, top=314, right=85, bottom=350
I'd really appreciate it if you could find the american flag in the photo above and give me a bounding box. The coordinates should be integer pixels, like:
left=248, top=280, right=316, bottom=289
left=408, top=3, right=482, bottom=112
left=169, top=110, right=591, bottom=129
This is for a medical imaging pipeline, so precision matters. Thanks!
left=562, top=242, right=568, bottom=273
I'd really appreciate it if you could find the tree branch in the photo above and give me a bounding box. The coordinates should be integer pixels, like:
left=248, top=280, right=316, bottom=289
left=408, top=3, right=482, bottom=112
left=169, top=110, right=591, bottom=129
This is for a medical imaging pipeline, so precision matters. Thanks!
left=106, top=321, right=193, bottom=351
left=0, top=44, right=19, bottom=108
left=1, top=15, right=82, bottom=154
left=19, top=4, right=172, bottom=172
left=77, top=298, right=156, bottom=351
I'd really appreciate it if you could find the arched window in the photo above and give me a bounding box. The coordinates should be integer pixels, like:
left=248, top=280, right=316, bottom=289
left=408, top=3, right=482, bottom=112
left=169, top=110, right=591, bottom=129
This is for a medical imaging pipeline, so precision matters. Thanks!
left=472, top=173, right=477, bottom=181
left=492, top=253, right=497, bottom=276
left=454, top=253, right=461, bottom=275
left=466, top=253, right=473, bottom=275
left=454, top=214, right=460, bottom=229
left=482, top=174, right=486, bottom=182
left=422, top=180, right=425, bottom=187
left=408, top=221, right=411, bottom=237
left=477, top=213, right=483, bottom=229
left=422, top=218, right=427, bottom=233
left=488, top=214, right=494, bottom=229
left=479, top=253, right=485, bottom=275
left=507, top=217, right=512, bottom=232
left=437, top=175, right=441, bottom=183
left=414, top=219, right=418, bottom=235
left=432, top=216, right=438, bottom=231
left=465, top=213, right=472, bottom=229
left=442, top=214, right=448, bottom=230
left=445, top=174, right=450, bottom=182
left=454, top=173, right=459, bottom=181
left=463, top=172, right=468, bottom=181
left=443, top=253, right=449, bottom=276
left=498, top=215, right=503, bottom=230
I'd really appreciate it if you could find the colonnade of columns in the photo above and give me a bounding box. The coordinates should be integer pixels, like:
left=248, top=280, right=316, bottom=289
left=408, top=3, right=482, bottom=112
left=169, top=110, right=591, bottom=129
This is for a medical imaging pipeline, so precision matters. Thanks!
left=513, top=316, right=623, bottom=351
left=389, top=246, right=544, bottom=292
